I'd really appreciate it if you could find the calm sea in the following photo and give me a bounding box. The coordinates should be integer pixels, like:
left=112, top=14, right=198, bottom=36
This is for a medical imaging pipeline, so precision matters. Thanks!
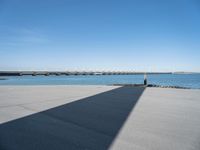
left=0, top=74, right=200, bottom=89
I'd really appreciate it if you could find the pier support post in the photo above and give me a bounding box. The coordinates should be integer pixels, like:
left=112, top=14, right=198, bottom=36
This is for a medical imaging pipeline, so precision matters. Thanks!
left=144, top=73, right=147, bottom=86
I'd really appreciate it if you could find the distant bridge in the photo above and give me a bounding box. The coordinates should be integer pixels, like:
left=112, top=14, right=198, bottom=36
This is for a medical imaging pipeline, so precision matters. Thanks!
left=0, top=71, right=172, bottom=76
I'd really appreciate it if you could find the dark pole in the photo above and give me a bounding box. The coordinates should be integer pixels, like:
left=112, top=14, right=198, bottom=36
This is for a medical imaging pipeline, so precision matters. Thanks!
left=144, top=73, right=147, bottom=86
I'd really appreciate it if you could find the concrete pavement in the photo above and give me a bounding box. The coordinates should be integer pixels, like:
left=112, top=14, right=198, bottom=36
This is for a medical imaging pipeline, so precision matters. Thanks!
left=0, top=86, right=200, bottom=150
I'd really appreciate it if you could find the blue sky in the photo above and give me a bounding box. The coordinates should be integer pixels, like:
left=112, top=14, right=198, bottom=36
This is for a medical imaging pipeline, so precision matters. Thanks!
left=0, top=0, right=200, bottom=72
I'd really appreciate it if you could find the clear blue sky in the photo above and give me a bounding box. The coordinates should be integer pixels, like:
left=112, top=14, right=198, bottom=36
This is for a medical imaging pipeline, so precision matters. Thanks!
left=0, top=0, right=200, bottom=72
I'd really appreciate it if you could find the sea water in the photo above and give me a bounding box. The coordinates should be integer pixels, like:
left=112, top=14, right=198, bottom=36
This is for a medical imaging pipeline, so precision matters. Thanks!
left=0, top=74, right=200, bottom=89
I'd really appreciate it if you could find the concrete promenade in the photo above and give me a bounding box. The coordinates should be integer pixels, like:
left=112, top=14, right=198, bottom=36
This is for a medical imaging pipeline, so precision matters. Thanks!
left=0, top=86, right=200, bottom=150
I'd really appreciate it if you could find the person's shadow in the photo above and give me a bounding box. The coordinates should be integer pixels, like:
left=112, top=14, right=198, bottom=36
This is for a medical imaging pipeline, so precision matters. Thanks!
left=0, top=86, right=145, bottom=150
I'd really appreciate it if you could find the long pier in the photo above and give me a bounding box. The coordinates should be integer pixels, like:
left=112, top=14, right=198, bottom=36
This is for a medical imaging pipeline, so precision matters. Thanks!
left=0, top=71, right=172, bottom=76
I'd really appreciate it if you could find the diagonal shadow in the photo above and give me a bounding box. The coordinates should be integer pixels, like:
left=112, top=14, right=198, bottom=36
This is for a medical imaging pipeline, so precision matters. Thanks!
left=0, top=86, right=145, bottom=150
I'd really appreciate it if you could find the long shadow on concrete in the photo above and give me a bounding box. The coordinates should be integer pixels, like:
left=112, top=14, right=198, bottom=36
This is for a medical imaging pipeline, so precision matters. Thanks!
left=0, top=86, right=145, bottom=150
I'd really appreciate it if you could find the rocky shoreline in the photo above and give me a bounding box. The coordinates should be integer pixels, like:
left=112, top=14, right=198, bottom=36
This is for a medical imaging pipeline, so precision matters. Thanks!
left=112, top=84, right=191, bottom=89
left=147, top=84, right=190, bottom=89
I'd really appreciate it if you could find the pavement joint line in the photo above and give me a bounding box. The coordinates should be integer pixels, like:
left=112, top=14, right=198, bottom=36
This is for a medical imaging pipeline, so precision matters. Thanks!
left=0, top=95, right=94, bottom=109
left=41, top=111, right=117, bottom=139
